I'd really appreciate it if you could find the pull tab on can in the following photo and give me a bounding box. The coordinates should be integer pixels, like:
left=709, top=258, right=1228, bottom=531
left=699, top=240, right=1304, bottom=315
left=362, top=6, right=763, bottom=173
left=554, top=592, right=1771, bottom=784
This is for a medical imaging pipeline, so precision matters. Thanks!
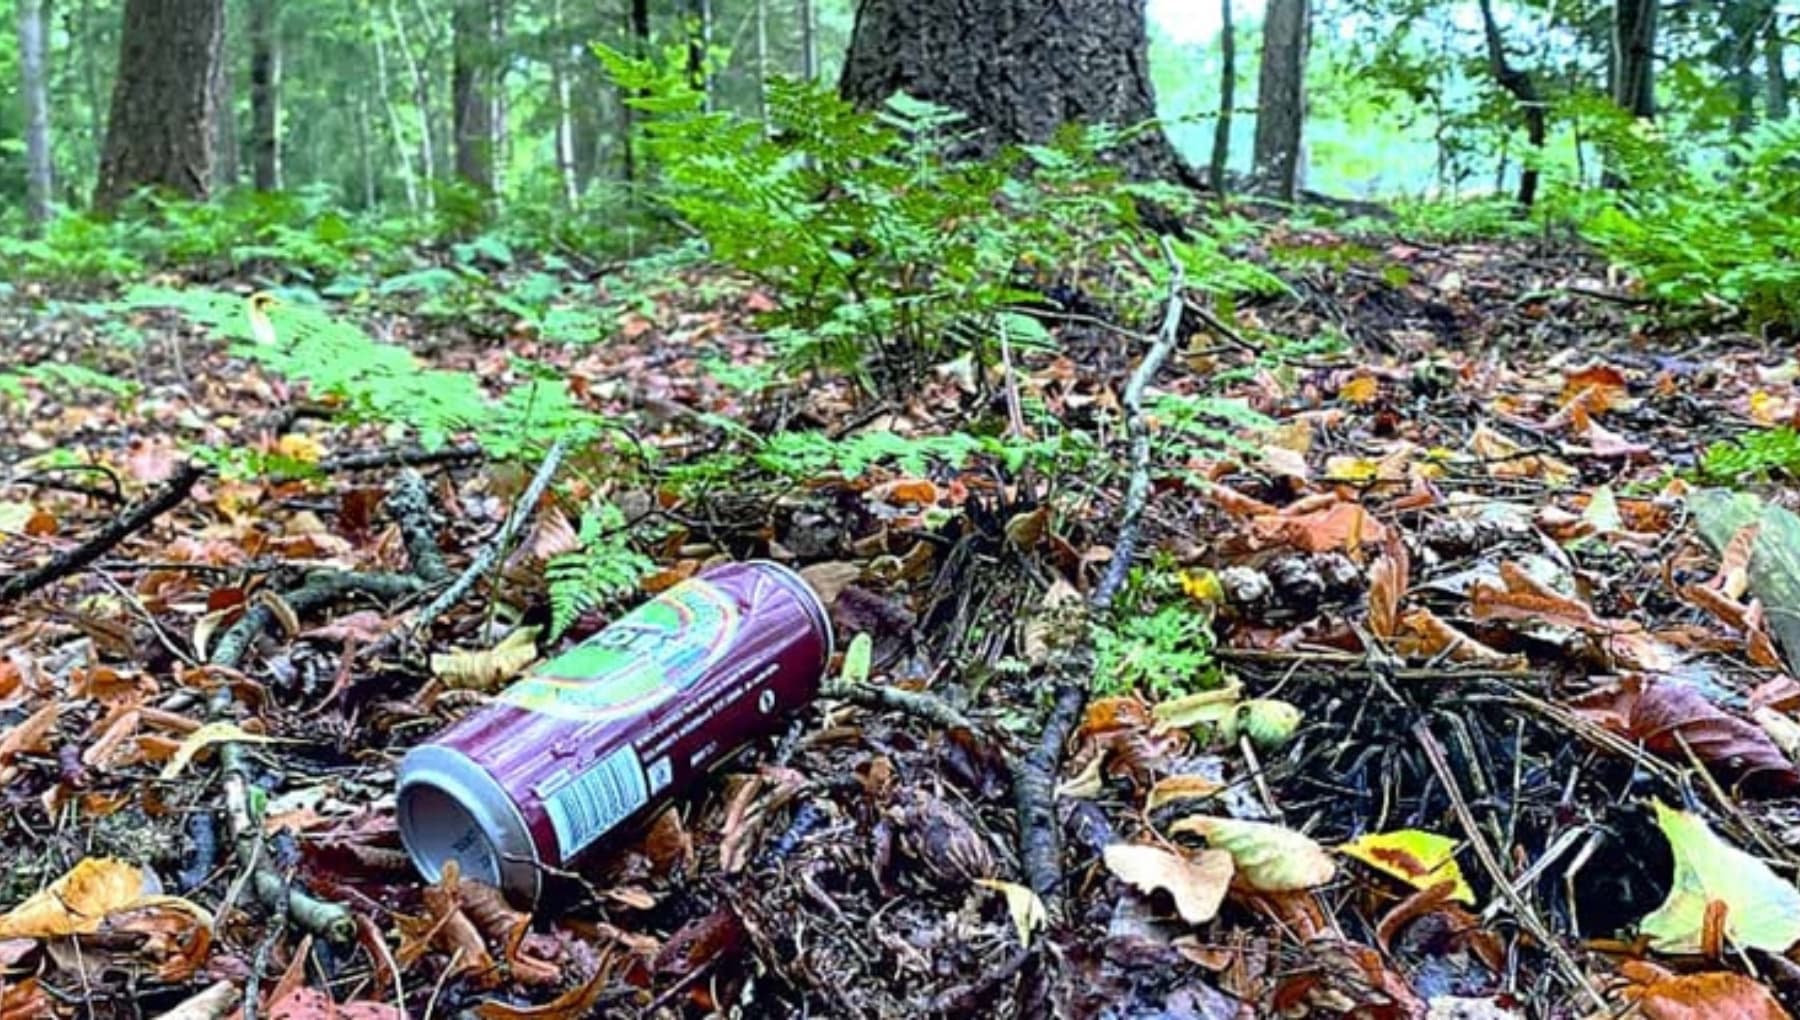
left=396, top=560, right=832, bottom=903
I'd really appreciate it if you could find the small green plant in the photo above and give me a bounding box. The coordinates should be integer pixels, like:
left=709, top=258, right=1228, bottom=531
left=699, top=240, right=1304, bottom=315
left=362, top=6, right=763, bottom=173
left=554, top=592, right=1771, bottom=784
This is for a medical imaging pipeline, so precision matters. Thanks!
left=545, top=505, right=656, bottom=638
left=1700, top=427, right=1800, bottom=485
left=1093, top=602, right=1219, bottom=698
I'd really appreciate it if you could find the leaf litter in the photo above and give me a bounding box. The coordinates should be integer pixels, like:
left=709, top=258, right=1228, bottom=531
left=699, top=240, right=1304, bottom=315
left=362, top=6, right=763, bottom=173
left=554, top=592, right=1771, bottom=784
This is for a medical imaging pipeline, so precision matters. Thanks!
left=1, top=231, right=1800, bottom=1019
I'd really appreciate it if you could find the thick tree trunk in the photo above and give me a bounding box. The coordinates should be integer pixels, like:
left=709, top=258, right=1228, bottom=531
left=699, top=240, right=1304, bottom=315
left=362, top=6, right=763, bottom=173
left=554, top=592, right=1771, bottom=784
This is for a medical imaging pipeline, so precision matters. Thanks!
left=1770, top=16, right=1791, bottom=120
left=1252, top=0, right=1307, bottom=199
left=249, top=0, right=282, bottom=190
left=1209, top=0, right=1234, bottom=193
left=1610, top=0, right=1656, bottom=118
left=96, top=0, right=226, bottom=208
left=1476, top=0, right=1544, bottom=207
left=452, top=0, right=500, bottom=192
left=16, top=0, right=54, bottom=232
left=840, top=0, right=1196, bottom=184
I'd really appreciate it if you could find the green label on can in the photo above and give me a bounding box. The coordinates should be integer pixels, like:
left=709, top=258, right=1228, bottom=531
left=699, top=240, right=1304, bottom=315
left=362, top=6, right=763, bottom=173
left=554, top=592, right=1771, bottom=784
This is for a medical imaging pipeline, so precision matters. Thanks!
left=498, top=579, right=741, bottom=722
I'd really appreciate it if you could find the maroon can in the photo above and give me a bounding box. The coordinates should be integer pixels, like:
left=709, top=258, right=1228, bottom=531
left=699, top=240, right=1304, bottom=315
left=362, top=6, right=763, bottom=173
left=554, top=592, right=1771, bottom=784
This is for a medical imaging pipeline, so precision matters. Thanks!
left=396, top=560, right=832, bottom=902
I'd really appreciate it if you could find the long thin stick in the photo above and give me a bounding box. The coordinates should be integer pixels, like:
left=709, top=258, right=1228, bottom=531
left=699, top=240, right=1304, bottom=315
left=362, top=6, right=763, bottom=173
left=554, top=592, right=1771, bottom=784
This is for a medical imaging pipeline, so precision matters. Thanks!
left=0, top=461, right=205, bottom=604
left=1415, top=721, right=1607, bottom=1011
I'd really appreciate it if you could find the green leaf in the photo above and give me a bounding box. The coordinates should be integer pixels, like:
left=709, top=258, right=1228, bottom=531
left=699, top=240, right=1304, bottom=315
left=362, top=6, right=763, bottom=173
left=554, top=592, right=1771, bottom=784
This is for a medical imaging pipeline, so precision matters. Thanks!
left=1169, top=816, right=1337, bottom=892
left=839, top=633, right=873, bottom=685
left=1640, top=799, right=1800, bottom=954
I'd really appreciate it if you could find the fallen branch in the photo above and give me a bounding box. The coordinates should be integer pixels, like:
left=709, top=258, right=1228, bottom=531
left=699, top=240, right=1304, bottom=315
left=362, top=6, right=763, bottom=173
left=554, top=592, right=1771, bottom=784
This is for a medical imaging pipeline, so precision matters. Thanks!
left=821, top=680, right=978, bottom=733
left=315, top=442, right=485, bottom=475
left=1017, top=235, right=1189, bottom=918
left=0, top=461, right=205, bottom=605
left=385, top=470, right=453, bottom=584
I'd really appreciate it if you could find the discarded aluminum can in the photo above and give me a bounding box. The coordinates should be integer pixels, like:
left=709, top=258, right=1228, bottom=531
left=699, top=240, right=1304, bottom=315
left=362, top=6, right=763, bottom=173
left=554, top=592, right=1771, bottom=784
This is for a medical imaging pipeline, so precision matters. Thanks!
left=396, top=560, right=832, bottom=902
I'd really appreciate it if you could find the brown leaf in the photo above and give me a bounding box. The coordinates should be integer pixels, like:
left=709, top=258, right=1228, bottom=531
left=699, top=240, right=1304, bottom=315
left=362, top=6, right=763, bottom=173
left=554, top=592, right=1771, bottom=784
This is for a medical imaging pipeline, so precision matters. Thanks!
left=0, top=702, right=58, bottom=768
left=1393, top=608, right=1518, bottom=665
left=267, top=988, right=405, bottom=1020
left=1470, top=561, right=1623, bottom=634
left=474, top=968, right=611, bottom=1020
left=1367, top=537, right=1409, bottom=639
left=1102, top=843, right=1234, bottom=924
left=1570, top=676, right=1800, bottom=795
left=1621, top=963, right=1790, bottom=1020
left=1252, top=501, right=1389, bottom=555
left=798, top=561, right=863, bottom=606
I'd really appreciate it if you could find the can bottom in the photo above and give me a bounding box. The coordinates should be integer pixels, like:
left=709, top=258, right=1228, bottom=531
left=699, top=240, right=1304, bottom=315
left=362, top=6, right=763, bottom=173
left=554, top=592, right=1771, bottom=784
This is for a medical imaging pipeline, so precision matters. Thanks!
left=396, top=744, right=543, bottom=903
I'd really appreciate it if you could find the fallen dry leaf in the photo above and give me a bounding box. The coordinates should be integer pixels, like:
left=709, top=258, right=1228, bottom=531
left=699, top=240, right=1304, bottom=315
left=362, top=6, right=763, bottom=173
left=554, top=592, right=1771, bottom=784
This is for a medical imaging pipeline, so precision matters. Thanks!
left=1570, top=676, right=1800, bottom=795
left=1102, top=843, right=1233, bottom=925
left=431, top=626, right=541, bottom=692
left=1170, top=816, right=1337, bottom=892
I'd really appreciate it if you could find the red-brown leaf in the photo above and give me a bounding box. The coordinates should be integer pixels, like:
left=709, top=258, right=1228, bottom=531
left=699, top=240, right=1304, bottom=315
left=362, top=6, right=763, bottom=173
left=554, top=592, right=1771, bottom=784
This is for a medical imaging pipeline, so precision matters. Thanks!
left=1570, top=676, right=1800, bottom=795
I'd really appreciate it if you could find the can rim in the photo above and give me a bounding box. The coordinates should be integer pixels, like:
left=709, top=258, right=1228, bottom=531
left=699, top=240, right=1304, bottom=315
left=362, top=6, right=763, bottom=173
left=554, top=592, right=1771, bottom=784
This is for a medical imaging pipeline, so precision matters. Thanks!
left=746, top=558, right=836, bottom=668
left=396, top=744, right=544, bottom=904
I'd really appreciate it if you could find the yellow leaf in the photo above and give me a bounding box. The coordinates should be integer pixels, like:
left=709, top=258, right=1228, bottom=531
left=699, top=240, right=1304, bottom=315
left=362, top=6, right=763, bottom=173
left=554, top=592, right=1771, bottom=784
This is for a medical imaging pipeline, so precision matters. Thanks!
left=1170, top=816, right=1336, bottom=892
left=1338, top=830, right=1475, bottom=905
left=1339, top=376, right=1380, bottom=405
left=1102, top=844, right=1234, bottom=925
left=275, top=434, right=326, bottom=465
left=431, top=627, right=541, bottom=692
left=1582, top=484, right=1624, bottom=534
left=1145, top=774, right=1224, bottom=812
left=0, top=858, right=143, bottom=938
left=1178, top=569, right=1225, bottom=605
left=1151, top=681, right=1242, bottom=730
left=159, top=722, right=290, bottom=781
left=974, top=879, right=1047, bottom=948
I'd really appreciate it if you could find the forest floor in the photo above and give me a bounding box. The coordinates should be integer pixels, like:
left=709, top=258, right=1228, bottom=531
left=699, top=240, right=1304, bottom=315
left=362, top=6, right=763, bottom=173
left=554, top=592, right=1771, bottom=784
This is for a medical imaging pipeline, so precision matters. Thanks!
left=3, top=217, right=1800, bottom=1020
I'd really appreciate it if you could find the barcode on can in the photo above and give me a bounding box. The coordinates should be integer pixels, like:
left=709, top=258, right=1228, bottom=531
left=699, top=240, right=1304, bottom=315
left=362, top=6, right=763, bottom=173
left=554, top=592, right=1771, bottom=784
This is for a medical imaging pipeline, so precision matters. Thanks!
left=544, top=745, right=649, bottom=858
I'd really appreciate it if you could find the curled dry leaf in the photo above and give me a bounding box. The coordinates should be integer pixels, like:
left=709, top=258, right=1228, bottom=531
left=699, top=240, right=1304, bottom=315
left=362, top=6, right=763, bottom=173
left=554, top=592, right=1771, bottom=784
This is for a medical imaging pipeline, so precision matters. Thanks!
left=1102, top=843, right=1234, bottom=925
left=1570, top=676, right=1800, bottom=795
left=1366, top=536, right=1409, bottom=640
left=798, top=561, right=863, bottom=606
left=266, top=987, right=404, bottom=1020
left=159, top=721, right=291, bottom=781
left=1619, top=963, right=1790, bottom=1020
left=1470, top=562, right=1623, bottom=634
left=431, top=626, right=541, bottom=693
left=1338, top=829, right=1474, bottom=905
left=1170, top=816, right=1337, bottom=892
left=1251, top=501, right=1389, bottom=555
left=1394, top=608, right=1518, bottom=666
left=474, top=968, right=611, bottom=1020
left=1145, top=774, right=1224, bottom=812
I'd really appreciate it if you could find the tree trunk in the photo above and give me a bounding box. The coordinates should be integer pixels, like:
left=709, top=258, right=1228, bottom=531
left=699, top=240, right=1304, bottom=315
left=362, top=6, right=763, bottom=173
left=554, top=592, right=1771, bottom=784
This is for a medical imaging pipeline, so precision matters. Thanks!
left=387, top=0, right=436, bottom=205
left=687, top=0, right=713, bottom=109
left=622, top=0, right=650, bottom=182
left=1251, top=0, right=1307, bottom=199
left=1209, top=0, right=1234, bottom=193
left=756, top=0, right=770, bottom=121
left=249, top=0, right=282, bottom=190
left=356, top=95, right=377, bottom=207
left=550, top=0, right=579, bottom=206
left=1770, top=15, right=1791, bottom=120
left=212, top=48, right=239, bottom=189
left=16, top=0, right=54, bottom=232
left=1610, top=0, right=1656, bottom=118
left=96, top=0, right=226, bottom=208
left=799, top=0, right=817, bottom=81
left=1476, top=0, right=1544, bottom=208
left=372, top=15, right=421, bottom=210
left=839, top=0, right=1197, bottom=184
left=452, top=0, right=499, bottom=192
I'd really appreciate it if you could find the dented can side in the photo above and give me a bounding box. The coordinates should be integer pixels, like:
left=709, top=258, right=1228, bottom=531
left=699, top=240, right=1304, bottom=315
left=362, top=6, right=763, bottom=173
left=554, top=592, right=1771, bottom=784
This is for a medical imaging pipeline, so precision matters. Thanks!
left=396, top=560, right=832, bottom=902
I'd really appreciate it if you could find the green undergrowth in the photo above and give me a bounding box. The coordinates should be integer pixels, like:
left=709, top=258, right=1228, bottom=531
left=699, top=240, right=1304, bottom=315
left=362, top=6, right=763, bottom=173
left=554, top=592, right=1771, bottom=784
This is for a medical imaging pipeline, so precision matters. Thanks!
left=1700, top=426, right=1800, bottom=487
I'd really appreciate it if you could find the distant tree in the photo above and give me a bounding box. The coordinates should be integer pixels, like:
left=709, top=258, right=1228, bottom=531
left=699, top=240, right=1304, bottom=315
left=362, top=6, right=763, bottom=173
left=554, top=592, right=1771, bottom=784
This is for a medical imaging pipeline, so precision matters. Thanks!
left=1611, top=0, right=1657, bottom=120
left=1210, top=0, right=1236, bottom=193
left=96, top=0, right=227, bottom=208
left=1475, top=0, right=1545, bottom=206
left=839, top=0, right=1197, bottom=183
left=250, top=0, right=283, bottom=190
left=1770, top=14, right=1791, bottom=120
left=688, top=0, right=714, bottom=109
left=1252, top=0, right=1308, bottom=199
left=16, top=0, right=54, bottom=231
left=452, top=0, right=502, bottom=192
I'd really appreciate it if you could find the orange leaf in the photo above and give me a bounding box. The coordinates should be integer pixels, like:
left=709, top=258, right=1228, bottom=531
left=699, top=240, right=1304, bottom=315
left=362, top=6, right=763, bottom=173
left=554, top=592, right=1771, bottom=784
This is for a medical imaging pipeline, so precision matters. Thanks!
left=1252, top=502, right=1389, bottom=555
left=1623, top=967, right=1789, bottom=1020
left=1393, top=608, right=1517, bottom=665
left=1339, top=376, right=1380, bottom=405
left=1367, top=537, right=1409, bottom=639
left=0, top=702, right=58, bottom=767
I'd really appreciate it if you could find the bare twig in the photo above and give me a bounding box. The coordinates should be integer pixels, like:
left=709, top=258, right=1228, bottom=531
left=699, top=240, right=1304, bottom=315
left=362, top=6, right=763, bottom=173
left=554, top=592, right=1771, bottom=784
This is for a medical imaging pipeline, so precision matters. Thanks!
left=1415, top=721, right=1606, bottom=1011
left=0, top=461, right=205, bottom=604
left=822, top=680, right=978, bottom=733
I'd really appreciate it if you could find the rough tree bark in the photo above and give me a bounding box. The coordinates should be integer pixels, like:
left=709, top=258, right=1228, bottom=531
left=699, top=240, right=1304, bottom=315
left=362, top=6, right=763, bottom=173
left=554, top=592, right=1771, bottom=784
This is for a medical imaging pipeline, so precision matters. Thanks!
left=1252, top=0, right=1308, bottom=199
left=452, top=0, right=500, bottom=192
left=1476, top=0, right=1545, bottom=208
left=1611, top=0, right=1656, bottom=118
left=96, top=0, right=227, bottom=208
left=249, top=0, right=282, bottom=190
left=16, top=0, right=54, bottom=232
left=1209, top=0, right=1235, bottom=193
left=840, top=0, right=1197, bottom=183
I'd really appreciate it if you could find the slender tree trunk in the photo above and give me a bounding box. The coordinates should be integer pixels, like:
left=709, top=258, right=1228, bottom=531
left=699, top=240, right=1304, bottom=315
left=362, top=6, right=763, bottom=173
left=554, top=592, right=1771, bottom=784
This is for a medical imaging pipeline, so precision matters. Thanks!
left=1251, top=0, right=1308, bottom=199
left=840, top=0, right=1198, bottom=184
left=1209, top=0, right=1234, bottom=193
left=756, top=0, right=770, bottom=121
left=687, top=0, right=713, bottom=109
left=96, top=0, right=226, bottom=208
left=1610, top=0, right=1656, bottom=118
left=372, top=17, right=420, bottom=210
left=211, top=7, right=238, bottom=189
left=79, top=0, right=106, bottom=184
left=622, top=0, right=650, bottom=182
left=356, top=95, right=376, bottom=207
left=388, top=0, right=436, bottom=206
left=1770, top=15, right=1791, bottom=120
left=16, top=0, right=54, bottom=232
left=550, top=0, right=579, bottom=206
left=1476, top=0, right=1544, bottom=208
left=249, top=0, right=282, bottom=190
left=799, top=0, right=817, bottom=81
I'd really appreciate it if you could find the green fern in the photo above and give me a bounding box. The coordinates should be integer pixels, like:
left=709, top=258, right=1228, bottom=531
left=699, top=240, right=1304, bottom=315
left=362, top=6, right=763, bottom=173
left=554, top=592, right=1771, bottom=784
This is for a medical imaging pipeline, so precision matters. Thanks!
left=545, top=506, right=656, bottom=638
